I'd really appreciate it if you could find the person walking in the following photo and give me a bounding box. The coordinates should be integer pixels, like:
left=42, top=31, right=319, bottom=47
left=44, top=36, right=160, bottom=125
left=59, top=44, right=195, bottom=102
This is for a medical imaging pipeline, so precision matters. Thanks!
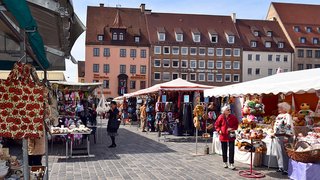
left=107, top=101, right=121, bottom=148
left=140, top=102, right=147, bottom=132
left=215, top=105, right=239, bottom=170
left=272, top=102, right=294, bottom=175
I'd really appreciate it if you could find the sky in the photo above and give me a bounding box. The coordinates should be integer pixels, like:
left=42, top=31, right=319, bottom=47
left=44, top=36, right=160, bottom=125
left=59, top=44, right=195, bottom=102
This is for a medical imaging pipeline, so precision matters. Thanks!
left=65, top=0, right=320, bottom=82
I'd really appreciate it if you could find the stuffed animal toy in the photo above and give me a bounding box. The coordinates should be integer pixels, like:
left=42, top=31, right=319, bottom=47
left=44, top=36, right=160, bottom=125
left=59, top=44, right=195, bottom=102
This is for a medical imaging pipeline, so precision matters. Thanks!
left=297, top=103, right=314, bottom=127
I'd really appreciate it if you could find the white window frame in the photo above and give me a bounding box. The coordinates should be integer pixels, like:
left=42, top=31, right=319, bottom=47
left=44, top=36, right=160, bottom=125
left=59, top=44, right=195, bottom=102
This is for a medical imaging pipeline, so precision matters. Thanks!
left=172, top=59, right=179, bottom=68
left=190, top=47, right=197, bottom=55
left=163, top=46, right=170, bottom=55
left=208, top=48, right=214, bottom=56
left=254, top=31, right=259, bottom=37
left=216, top=74, right=223, bottom=82
left=134, top=36, right=140, bottom=43
left=199, top=60, right=205, bottom=69
left=192, top=33, right=201, bottom=42
left=233, top=48, right=240, bottom=57
left=233, top=61, right=240, bottom=70
left=225, top=61, right=231, bottom=69
left=227, top=35, right=235, bottom=44
left=154, top=59, right=161, bottom=67
left=162, top=72, right=171, bottom=81
left=190, top=73, right=197, bottom=81
left=163, top=59, right=170, bottom=68
left=172, top=73, right=179, bottom=80
left=181, top=60, right=188, bottom=68
left=255, top=68, right=260, bottom=75
left=207, top=73, right=214, bottom=82
left=278, top=42, right=284, bottom=48
left=207, top=60, right=214, bottom=69
left=97, top=35, right=104, bottom=41
left=248, top=68, right=252, bottom=75
left=284, top=55, right=288, bottom=62
left=210, top=34, right=218, bottom=43
left=216, top=61, right=223, bottom=69
left=225, top=74, right=231, bottom=82
left=248, top=54, right=252, bottom=61
left=256, top=54, right=260, bottom=61
left=176, top=33, right=183, bottom=42
left=265, top=41, right=271, bottom=48
left=198, top=73, right=205, bottom=82
left=216, top=48, right=223, bottom=56
left=181, top=73, right=188, bottom=80
left=233, top=74, right=240, bottom=82
left=300, top=37, right=306, bottom=44
left=276, top=55, right=281, bottom=62
left=158, top=32, right=165, bottom=41
left=154, top=46, right=161, bottom=54
left=190, top=60, right=197, bottom=68
left=251, top=41, right=257, bottom=47
left=267, top=31, right=273, bottom=37
left=172, top=46, right=179, bottom=55
left=154, top=72, right=161, bottom=80
left=225, top=48, right=232, bottom=56
left=199, top=47, right=206, bottom=56
left=181, top=47, right=188, bottom=55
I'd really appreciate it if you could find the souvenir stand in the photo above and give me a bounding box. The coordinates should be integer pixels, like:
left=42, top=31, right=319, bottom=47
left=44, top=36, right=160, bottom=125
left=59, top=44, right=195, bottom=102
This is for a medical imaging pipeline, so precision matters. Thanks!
left=50, top=82, right=102, bottom=158
left=204, top=68, right=320, bottom=179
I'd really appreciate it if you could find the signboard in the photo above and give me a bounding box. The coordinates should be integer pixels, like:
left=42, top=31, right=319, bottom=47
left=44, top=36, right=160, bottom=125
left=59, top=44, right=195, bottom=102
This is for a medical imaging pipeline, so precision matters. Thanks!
left=93, top=74, right=109, bottom=79
left=184, top=95, right=189, bottom=103
left=130, top=74, right=146, bottom=80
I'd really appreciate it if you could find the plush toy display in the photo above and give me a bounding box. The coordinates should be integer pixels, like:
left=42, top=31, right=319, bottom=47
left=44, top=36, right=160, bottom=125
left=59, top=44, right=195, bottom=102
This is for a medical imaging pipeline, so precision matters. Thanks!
left=193, top=105, right=204, bottom=130
left=296, top=103, right=315, bottom=127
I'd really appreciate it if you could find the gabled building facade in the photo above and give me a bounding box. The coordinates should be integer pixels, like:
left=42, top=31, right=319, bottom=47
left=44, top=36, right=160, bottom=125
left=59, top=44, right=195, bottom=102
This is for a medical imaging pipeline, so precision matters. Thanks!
left=85, top=4, right=150, bottom=98
left=267, top=2, right=320, bottom=70
left=145, top=13, right=243, bottom=86
left=235, top=19, right=294, bottom=81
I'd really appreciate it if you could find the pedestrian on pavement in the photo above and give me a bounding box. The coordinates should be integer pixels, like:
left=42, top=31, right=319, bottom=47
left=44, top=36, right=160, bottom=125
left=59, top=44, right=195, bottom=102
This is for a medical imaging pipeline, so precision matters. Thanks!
left=215, top=105, right=239, bottom=170
left=107, top=101, right=121, bottom=148
left=140, top=101, right=147, bottom=132
left=272, top=102, right=294, bottom=175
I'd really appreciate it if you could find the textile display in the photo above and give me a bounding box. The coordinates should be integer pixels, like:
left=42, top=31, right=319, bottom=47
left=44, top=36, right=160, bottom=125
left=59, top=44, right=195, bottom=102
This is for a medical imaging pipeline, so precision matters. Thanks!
left=96, top=94, right=109, bottom=115
left=0, top=63, right=45, bottom=139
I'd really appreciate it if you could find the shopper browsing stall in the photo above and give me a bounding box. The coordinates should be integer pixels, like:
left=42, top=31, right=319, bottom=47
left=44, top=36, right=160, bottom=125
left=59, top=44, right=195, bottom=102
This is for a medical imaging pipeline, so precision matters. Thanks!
left=107, top=101, right=121, bottom=148
left=272, top=102, right=294, bottom=175
left=215, top=105, right=239, bottom=170
left=140, top=102, right=147, bottom=132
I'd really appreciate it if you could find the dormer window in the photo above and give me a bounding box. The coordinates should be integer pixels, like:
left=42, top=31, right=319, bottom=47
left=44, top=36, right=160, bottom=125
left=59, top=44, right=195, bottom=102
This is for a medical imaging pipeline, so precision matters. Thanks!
left=294, top=26, right=300, bottom=32
left=313, top=38, right=319, bottom=45
left=306, top=27, right=312, bottom=33
left=300, top=37, right=306, bottom=44
left=119, top=33, right=124, bottom=40
left=265, top=42, right=271, bottom=48
left=227, top=35, right=235, bottom=44
left=267, top=31, right=273, bottom=37
left=253, top=31, right=259, bottom=37
left=192, top=33, right=200, bottom=42
left=97, top=34, right=104, bottom=41
left=112, top=32, right=118, bottom=40
left=210, top=34, right=218, bottom=43
left=278, top=42, right=284, bottom=48
left=158, top=32, right=165, bottom=41
left=176, top=33, right=183, bottom=42
left=134, top=36, right=140, bottom=43
left=250, top=41, right=257, bottom=47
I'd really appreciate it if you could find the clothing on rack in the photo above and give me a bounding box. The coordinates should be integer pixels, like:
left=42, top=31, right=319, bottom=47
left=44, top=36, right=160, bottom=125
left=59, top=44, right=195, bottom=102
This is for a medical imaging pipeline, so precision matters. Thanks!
left=182, top=103, right=193, bottom=133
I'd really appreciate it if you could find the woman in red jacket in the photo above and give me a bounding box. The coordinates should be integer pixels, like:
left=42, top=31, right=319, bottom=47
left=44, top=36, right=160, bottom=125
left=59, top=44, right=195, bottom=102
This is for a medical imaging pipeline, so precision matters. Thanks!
left=215, top=105, right=239, bottom=170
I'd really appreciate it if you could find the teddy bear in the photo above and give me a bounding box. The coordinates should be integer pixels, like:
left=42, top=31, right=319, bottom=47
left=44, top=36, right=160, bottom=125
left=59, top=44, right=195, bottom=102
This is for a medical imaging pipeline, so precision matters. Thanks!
left=295, top=103, right=314, bottom=127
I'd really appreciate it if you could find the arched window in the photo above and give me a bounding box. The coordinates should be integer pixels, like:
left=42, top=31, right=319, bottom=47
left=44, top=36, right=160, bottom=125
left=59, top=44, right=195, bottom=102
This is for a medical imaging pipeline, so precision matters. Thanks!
left=119, top=33, right=124, bottom=40
left=112, top=32, right=117, bottom=40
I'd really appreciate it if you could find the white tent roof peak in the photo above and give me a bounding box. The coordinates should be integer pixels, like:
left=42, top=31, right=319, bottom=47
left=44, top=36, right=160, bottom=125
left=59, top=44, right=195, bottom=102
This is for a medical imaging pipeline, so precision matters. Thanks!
left=204, top=68, right=320, bottom=97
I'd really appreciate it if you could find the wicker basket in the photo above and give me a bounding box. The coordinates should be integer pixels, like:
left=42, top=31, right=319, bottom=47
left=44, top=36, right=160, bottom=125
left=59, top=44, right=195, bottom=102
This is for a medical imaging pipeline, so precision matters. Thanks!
left=285, top=141, right=320, bottom=163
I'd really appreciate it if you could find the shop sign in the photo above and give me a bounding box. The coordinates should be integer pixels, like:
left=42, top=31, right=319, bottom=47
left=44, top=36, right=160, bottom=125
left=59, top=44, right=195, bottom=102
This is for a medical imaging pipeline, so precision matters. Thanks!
left=131, top=74, right=146, bottom=80
left=179, top=69, right=218, bottom=73
left=93, top=74, right=109, bottom=79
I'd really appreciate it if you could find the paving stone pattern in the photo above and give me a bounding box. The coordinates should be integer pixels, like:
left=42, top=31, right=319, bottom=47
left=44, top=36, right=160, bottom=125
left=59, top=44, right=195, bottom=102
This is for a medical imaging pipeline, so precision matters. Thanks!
left=48, top=120, right=289, bottom=180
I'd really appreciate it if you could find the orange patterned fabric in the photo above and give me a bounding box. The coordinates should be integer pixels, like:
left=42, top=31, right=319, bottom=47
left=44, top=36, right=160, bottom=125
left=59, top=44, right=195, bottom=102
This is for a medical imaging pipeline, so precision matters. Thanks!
left=0, top=62, right=45, bottom=139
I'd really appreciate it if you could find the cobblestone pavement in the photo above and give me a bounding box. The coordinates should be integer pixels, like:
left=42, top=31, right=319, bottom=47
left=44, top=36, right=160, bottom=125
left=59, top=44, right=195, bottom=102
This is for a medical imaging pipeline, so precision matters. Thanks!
left=48, top=121, right=289, bottom=180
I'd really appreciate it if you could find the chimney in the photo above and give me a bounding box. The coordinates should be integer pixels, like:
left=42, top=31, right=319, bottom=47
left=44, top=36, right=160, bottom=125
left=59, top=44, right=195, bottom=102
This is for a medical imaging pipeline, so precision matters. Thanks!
left=99, top=3, right=104, bottom=7
left=140, top=3, right=145, bottom=13
left=231, top=13, right=236, bottom=23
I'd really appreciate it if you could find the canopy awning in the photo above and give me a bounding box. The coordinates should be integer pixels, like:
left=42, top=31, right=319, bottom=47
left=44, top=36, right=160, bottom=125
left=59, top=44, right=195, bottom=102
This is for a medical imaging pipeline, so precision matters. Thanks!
left=0, top=0, right=85, bottom=70
left=204, top=68, right=320, bottom=97
left=52, top=82, right=102, bottom=92
left=124, top=78, right=214, bottom=98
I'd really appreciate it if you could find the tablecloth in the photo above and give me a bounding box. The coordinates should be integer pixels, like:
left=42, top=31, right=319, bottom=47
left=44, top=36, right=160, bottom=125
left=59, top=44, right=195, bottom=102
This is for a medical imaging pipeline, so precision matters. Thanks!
left=288, top=159, right=320, bottom=180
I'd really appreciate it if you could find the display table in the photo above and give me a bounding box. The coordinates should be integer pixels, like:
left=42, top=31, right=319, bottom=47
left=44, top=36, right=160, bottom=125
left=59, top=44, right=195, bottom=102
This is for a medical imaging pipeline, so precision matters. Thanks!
left=70, top=132, right=93, bottom=158
left=212, top=136, right=278, bottom=167
left=51, top=133, right=69, bottom=158
left=288, top=159, right=320, bottom=180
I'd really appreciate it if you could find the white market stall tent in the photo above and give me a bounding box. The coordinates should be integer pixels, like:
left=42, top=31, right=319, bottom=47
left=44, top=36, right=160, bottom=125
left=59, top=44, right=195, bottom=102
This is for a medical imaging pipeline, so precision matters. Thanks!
left=115, top=78, right=214, bottom=99
left=204, top=68, right=320, bottom=97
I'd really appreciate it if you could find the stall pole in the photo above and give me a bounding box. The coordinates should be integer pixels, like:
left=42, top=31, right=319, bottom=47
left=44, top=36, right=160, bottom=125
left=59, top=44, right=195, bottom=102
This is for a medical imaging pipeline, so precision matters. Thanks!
left=195, top=129, right=198, bottom=155
left=44, top=70, right=49, bottom=180
left=22, top=139, right=29, bottom=180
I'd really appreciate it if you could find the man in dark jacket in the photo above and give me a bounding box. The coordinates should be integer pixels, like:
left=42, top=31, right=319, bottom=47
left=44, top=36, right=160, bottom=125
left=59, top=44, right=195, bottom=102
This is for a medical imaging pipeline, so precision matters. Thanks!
left=107, top=101, right=120, bottom=148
